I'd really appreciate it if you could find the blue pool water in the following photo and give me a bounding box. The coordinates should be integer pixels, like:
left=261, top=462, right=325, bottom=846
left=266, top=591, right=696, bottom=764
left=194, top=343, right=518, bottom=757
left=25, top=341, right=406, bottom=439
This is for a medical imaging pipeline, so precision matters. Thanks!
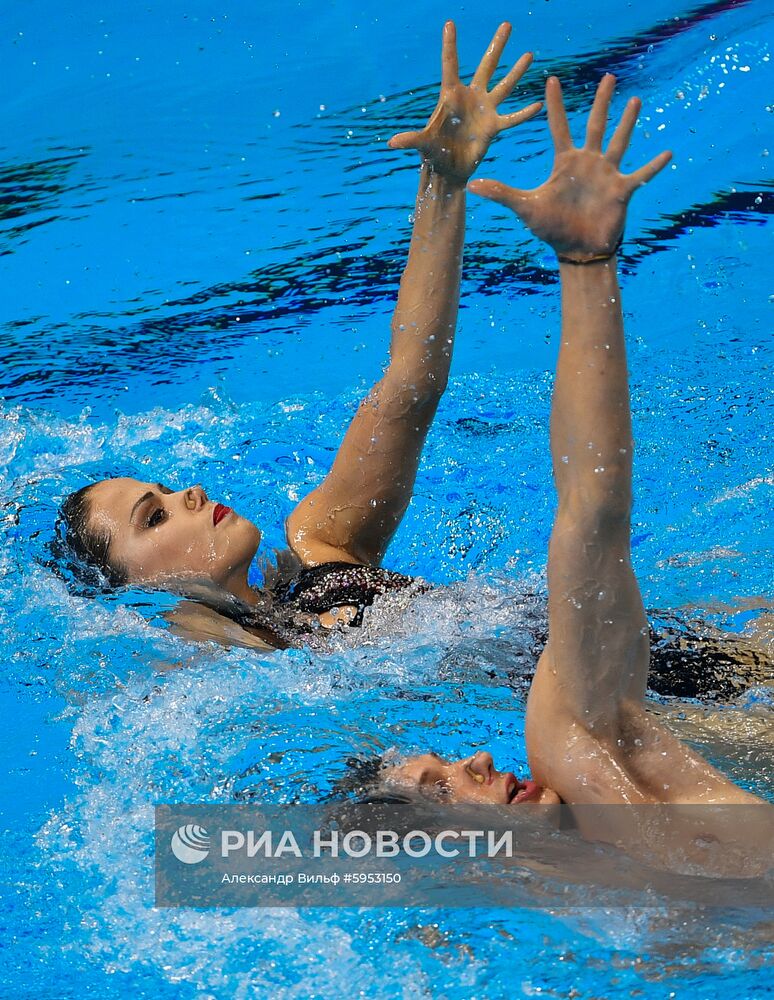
left=1, top=0, right=772, bottom=996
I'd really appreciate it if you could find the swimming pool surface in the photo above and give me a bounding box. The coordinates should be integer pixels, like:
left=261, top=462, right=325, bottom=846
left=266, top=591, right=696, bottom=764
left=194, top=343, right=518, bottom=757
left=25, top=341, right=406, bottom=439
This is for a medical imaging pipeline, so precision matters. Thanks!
left=1, top=0, right=772, bottom=996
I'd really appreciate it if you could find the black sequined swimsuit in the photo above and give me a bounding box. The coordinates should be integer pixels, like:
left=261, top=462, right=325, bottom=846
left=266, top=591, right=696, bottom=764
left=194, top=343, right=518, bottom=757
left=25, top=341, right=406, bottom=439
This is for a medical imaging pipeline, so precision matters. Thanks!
left=273, top=561, right=423, bottom=627
left=264, top=562, right=771, bottom=701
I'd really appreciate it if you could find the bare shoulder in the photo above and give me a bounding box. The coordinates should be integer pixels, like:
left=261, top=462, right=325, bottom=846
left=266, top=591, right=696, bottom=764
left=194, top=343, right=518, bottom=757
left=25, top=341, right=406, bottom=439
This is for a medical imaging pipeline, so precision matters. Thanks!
left=616, top=706, right=764, bottom=805
left=164, top=601, right=275, bottom=651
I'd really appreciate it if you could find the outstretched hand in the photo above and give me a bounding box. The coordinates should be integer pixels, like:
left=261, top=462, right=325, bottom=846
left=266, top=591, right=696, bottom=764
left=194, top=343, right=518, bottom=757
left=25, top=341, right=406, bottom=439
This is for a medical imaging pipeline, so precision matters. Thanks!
left=388, top=21, right=542, bottom=187
left=468, top=75, right=672, bottom=260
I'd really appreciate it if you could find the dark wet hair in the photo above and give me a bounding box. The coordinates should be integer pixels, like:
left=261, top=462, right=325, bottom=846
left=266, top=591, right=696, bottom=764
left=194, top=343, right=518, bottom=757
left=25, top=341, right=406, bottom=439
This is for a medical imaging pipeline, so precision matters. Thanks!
left=326, top=754, right=449, bottom=806
left=326, top=755, right=409, bottom=804
left=58, top=483, right=128, bottom=587
left=322, top=755, right=461, bottom=847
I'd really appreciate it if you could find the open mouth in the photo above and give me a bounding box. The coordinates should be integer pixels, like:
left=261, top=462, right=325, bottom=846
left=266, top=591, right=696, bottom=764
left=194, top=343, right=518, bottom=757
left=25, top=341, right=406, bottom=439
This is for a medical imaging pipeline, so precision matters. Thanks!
left=213, top=503, right=231, bottom=526
left=507, top=777, right=542, bottom=804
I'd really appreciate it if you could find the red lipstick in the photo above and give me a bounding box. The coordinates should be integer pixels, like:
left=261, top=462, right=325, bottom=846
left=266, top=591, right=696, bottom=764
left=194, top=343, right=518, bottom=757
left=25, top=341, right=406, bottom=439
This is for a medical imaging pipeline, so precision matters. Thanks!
left=213, top=503, right=231, bottom=526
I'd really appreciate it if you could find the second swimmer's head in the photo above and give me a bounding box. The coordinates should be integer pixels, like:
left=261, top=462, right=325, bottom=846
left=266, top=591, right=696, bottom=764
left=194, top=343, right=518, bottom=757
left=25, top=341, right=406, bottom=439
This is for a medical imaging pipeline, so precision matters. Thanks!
left=338, top=751, right=559, bottom=806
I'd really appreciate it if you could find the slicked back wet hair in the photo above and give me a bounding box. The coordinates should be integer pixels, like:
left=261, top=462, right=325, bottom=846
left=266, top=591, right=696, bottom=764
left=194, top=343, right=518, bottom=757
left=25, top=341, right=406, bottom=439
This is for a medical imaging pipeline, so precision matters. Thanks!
left=59, top=483, right=128, bottom=586
left=326, top=755, right=451, bottom=806
left=325, top=756, right=409, bottom=804
left=322, top=754, right=463, bottom=846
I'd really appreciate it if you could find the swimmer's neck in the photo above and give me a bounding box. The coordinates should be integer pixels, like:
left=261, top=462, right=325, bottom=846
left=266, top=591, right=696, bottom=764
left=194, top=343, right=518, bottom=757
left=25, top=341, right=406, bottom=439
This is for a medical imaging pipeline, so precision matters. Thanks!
left=219, top=570, right=261, bottom=607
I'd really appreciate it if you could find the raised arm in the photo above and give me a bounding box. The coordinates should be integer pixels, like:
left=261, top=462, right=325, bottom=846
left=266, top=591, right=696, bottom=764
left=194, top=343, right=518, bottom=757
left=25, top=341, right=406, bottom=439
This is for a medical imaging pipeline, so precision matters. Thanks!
left=287, top=22, right=541, bottom=567
left=471, top=77, right=761, bottom=806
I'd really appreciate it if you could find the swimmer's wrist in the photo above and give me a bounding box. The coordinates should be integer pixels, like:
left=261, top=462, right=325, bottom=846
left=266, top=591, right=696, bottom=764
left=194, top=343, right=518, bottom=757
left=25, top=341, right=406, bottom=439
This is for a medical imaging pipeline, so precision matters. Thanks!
left=557, top=250, right=618, bottom=266
left=555, top=233, right=624, bottom=266
left=419, top=161, right=467, bottom=195
left=558, top=253, right=618, bottom=271
left=558, top=253, right=620, bottom=294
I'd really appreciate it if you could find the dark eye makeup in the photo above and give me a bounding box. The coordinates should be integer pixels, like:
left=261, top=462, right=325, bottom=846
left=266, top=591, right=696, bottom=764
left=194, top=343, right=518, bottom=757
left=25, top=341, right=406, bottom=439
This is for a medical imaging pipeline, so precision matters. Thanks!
left=131, top=484, right=175, bottom=528
left=145, top=484, right=176, bottom=527
left=146, top=507, right=167, bottom=528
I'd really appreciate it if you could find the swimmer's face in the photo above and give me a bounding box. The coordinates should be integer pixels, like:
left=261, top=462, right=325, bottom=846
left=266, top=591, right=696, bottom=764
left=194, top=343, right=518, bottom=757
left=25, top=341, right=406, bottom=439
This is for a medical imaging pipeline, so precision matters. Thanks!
left=86, top=478, right=261, bottom=595
left=386, top=751, right=560, bottom=805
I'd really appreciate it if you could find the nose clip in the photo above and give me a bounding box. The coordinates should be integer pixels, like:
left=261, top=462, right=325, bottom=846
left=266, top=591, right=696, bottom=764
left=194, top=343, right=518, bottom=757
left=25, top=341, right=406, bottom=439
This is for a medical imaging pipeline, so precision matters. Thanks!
left=185, top=490, right=197, bottom=511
